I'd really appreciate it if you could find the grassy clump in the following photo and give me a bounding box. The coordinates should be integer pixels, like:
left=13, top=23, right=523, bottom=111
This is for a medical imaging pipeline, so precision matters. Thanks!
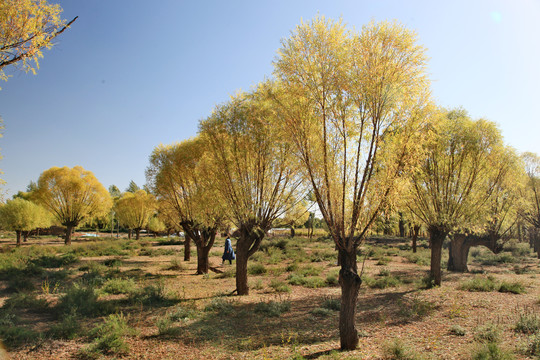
left=471, top=342, right=514, bottom=360
left=364, top=273, right=402, bottom=289
left=248, top=263, right=267, bottom=275
left=322, top=297, right=340, bottom=311
left=449, top=325, right=466, bottom=336
left=165, top=257, right=185, bottom=271
left=57, top=282, right=103, bottom=317
left=129, top=279, right=168, bottom=306
left=204, top=298, right=235, bottom=316
left=100, top=278, right=137, bottom=295
left=47, top=310, right=82, bottom=340
left=383, top=339, right=423, bottom=360
left=515, top=312, right=540, bottom=335
left=0, top=325, right=41, bottom=350
left=474, top=323, right=502, bottom=343
left=310, top=307, right=334, bottom=317
left=498, top=281, right=526, bottom=294
left=79, top=313, right=135, bottom=358
left=3, top=292, right=49, bottom=312
left=254, top=301, right=291, bottom=317
left=523, top=333, right=540, bottom=357
left=269, top=279, right=291, bottom=293
left=459, top=276, right=498, bottom=292
left=398, top=297, right=434, bottom=319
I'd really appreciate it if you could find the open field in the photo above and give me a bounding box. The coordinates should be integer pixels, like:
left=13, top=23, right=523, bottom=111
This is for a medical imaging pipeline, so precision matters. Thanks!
left=0, top=233, right=538, bottom=360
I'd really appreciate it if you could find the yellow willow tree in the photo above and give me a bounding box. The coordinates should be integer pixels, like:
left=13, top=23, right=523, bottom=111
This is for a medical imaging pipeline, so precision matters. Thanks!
left=0, top=0, right=77, bottom=83
left=447, top=147, right=526, bottom=272
left=147, top=137, right=224, bottom=274
left=407, top=109, right=511, bottom=284
left=199, top=89, right=303, bottom=295
left=521, top=152, right=540, bottom=257
left=0, top=198, right=51, bottom=246
left=114, top=189, right=156, bottom=240
left=273, top=18, right=431, bottom=350
left=34, top=166, right=111, bottom=245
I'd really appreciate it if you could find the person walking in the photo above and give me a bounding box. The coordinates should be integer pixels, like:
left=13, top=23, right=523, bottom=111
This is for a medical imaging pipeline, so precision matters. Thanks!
left=222, top=236, right=235, bottom=265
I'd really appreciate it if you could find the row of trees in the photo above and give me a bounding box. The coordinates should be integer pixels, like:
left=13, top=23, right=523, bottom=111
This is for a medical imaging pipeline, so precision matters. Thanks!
left=2, top=17, right=540, bottom=351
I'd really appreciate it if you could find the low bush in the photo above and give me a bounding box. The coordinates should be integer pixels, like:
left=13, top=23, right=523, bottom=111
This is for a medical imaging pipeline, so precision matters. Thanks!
left=398, top=297, right=434, bottom=319
left=47, top=310, right=82, bottom=339
left=269, top=279, right=291, bottom=293
left=156, top=316, right=182, bottom=337
left=449, top=325, right=466, bottom=336
left=515, top=312, right=540, bottom=335
left=498, top=281, right=526, bottom=294
left=254, top=301, right=291, bottom=317
left=80, top=313, right=135, bottom=357
left=100, top=278, right=136, bottom=295
left=364, top=274, right=402, bottom=289
left=474, top=323, right=501, bottom=343
left=57, top=282, right=102, bottom=317
left=523, top=333, right=540, bottom=357
left=471, top=342, right=514, bottom=360
left=382, top=339, right=423, bottom=360
left=310, top=307, right=333, bottom=317
left=248, top=263, right=267, bottom=275
left=0, top=325, right=41, bottom=349
left=3, top=292, right=49, bottom=312
left=322, top=297, right=340, bottom=311
left=459, top=276, right=498, bottom=292
left=204, top=298, right=235, bottom=316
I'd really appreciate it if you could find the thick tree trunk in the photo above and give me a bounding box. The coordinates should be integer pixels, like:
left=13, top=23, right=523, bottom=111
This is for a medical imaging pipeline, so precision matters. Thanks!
left=196, top=244, right=211, bottom=274
left=184, top=233, right=191, bottom=261
left=22, top=231, right=29, bottom=243
left=135, top=229, right=141, bottom=240
left=399, top=218, right=405, bottom=238
left=16, top=230, right=22, bottom=247
left=290, top=226, right=295, bottom=238
left=412, top=225, right=420, bottom=253
left=65, top=225, right=74, bottom=245
left=428, top=226, right=448, bottom=286
left=128, top=229, right=132, bottom=240
left=236, top=239, right=250, bottom=295
left=338, top=248, right=362, bottom=350
left=447, top=235, right=471, bottom=272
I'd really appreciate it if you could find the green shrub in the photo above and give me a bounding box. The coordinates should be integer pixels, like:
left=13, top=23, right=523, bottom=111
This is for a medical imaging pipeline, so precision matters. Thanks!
left=0, top=325, right=41, bottom=349
left=364, top=274, right=402, bottom=289
left=254, top=301, right=290, bottom=317
left=166, top=257, right=185, bottom=271
left=286, top=262, right=299, bottom=272
left=100, top=278, right=136, bottom=295
left=322, top=297, right=340, bottom=311
left=250, top=279, right=264, bottom=290
left=498, top=281, right=526, bottom=294
left=302, top=276, right=327, bottom=288
left=57, top=282, right=101, bottom=317
left=471, top=342, right=514, bottom=360
left=287, top=273, right=306, bottom=286
left=3, top=292, right=49, bottom=312
left=83, top=313, right=134, bottom=357
left=523, top=333, right=540, bottom=357
left=216, top=267, right=236, bottom=279
left=310, top=308, right=333, bottom=317
left=515, top=312, right=540, bottom=334
left=156, top=316, right=182, bottom=336
left=130, top=279, right=167, bottom=305
left=168, top=305, right=197, bottom=321
left=449, top=325, right=466, bottom=336
left=248, top=263, right=267, bottom=275
left=398, top=297, right=434, bottom=319
left=326, top=270, right=339, bottom=285
left=204, top=298, right=234, bottom=315
left=32, top=253, right=79, bottom=268
left=269, top=279, right=291, bottom=293
left=383, top=339, right=422, bottom=360
left=504, top=241, right=532, bottom=258
left=47, top=310, right=82, bottom=339
left=459, top=276, right=498, bottom=292
left=475, top=323, right=502, bottom=343
left=103, top=258, right=123, bottom=268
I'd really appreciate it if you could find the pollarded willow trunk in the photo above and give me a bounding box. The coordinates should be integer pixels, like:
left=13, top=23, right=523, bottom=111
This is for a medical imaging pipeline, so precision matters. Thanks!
left=338, top=247, right=362, bottom=350
left=184, top=233, right=191, bottom=261
left=447, top=234, right=471, bottom=272
left=412, top=225, right=420, bottom=253
left=235, top=238, right=250, bottom=295
left=128, top=229, right=132, bottom=240
left=428, top=226, right=448, bottom=286
left=16, top=230, right=22, bottom=247
left=135, top=228, right=141, bottom=240
left=196, top=245, right=211, bottom=274
left=23, top=231, right=29, bottom=243
left=65, top=224, right=74, bottom=245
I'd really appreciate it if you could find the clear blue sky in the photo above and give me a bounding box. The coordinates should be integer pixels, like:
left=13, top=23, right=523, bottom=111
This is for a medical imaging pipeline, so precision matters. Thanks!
left=0, top=0, right=538, bottom=198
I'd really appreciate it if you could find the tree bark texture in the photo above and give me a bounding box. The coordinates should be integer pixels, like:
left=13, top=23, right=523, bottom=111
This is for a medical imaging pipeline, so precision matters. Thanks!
left=235, top=225, right=265, bottom=296
left=338, top=248, right=362, bottom=350
left=16, top=230, right=22, bottom=247
left=412, top=225, right=420, bottom=253
left=65, top=225, right=74, bottom=245
left=184, top=233, right=191, bottom=261
left=196, top=245, right=211, bottom=274
left=135, top=229, right=141, bottom=240
left=428, top=226, right=448, bottom=286
left=447, top=233, right=502, bottom=272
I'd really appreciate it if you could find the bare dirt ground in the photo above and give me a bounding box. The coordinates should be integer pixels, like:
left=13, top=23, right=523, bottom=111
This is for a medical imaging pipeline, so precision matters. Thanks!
left=1, top=234, right=539, bottom=360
